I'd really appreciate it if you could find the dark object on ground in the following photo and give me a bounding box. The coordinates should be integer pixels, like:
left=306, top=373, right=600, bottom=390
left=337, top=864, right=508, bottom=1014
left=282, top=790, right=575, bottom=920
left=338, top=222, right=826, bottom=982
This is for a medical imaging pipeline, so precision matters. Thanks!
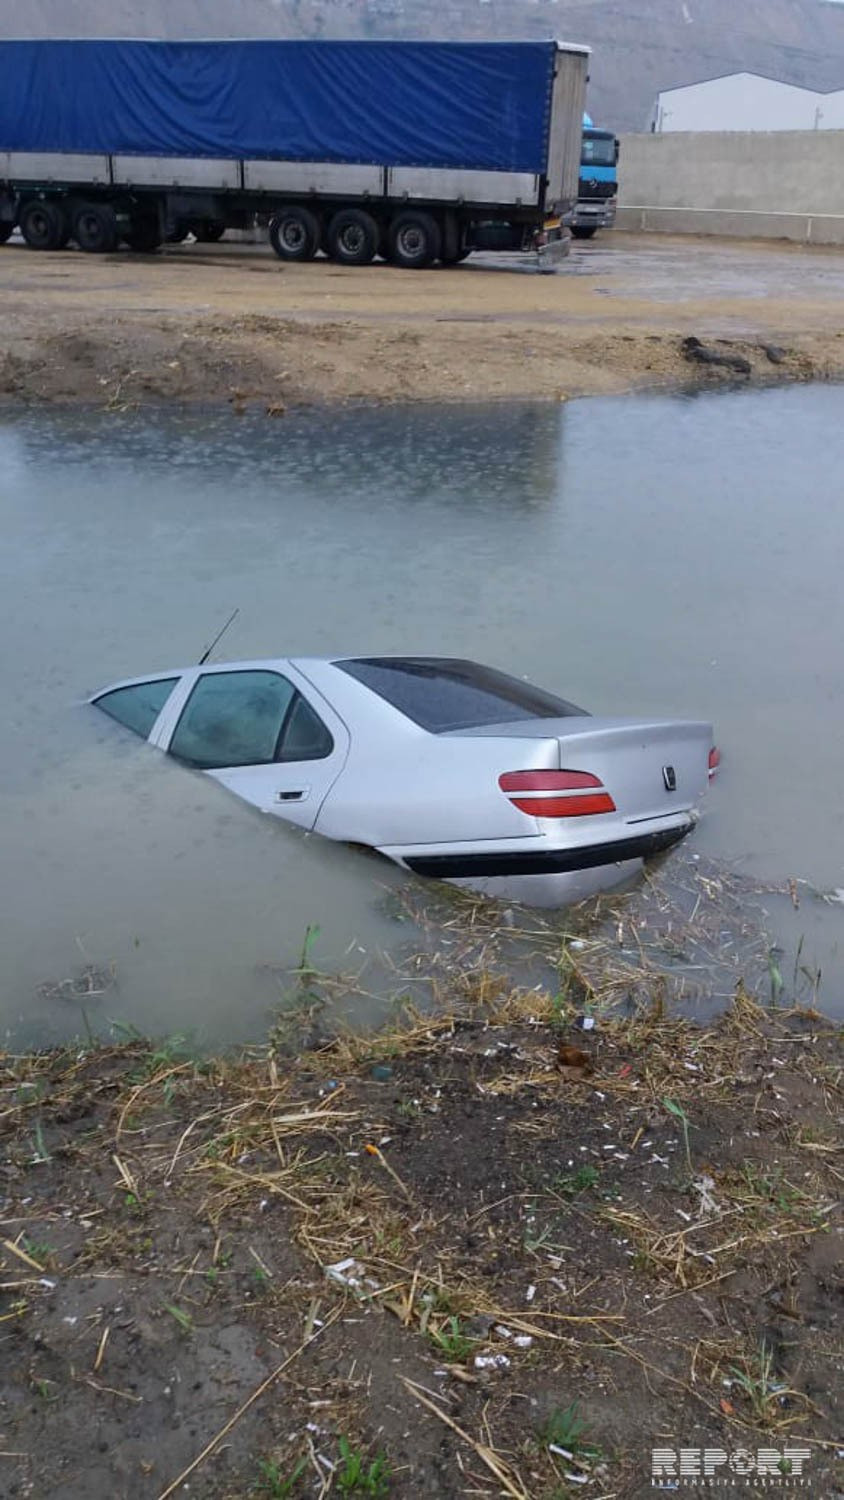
left=556, top=1042, right=594, bottom=1075
left=762, top=343, right=788, bottom=364
left=682, top=336, right=752, bottom=375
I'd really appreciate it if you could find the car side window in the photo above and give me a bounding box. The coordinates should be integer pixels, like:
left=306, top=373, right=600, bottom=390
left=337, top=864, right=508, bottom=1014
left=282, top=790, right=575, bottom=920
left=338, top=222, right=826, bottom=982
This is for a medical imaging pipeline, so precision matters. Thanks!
left=95, top=678, right=179, bottom=740
left=169, top=670, right=296, bottom=770
left=277, top=694, right=334, bottom=762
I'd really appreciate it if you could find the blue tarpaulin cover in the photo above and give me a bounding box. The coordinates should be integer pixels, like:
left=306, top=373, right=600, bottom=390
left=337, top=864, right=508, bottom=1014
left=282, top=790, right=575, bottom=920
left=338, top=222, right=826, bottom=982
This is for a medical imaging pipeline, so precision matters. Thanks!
left=0, top=39, right=557, bottom=172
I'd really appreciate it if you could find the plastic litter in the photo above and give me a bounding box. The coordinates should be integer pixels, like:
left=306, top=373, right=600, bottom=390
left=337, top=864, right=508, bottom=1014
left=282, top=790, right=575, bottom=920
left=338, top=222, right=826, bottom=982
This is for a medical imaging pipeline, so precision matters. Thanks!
left=694, top=1173, right=719, bottom=1216
left=325, top=1257, right=381, bottom=1296
left=474, top=1353, right=511, bottom=1371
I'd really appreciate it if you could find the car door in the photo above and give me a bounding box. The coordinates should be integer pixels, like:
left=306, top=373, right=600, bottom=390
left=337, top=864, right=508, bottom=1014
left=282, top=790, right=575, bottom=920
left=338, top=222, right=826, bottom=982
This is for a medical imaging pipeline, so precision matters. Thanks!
left=156, top=663, right=350, bottom=830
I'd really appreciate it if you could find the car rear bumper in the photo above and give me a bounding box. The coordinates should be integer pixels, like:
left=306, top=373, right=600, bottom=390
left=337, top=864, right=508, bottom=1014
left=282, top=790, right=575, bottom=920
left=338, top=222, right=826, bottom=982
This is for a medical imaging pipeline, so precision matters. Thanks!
left=402, top=821, right=691, bottom=879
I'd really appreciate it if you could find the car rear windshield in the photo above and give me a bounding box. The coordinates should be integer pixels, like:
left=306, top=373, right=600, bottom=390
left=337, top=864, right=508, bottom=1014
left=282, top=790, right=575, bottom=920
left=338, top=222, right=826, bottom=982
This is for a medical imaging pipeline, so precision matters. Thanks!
left=337, top=658, right=584, bottom=733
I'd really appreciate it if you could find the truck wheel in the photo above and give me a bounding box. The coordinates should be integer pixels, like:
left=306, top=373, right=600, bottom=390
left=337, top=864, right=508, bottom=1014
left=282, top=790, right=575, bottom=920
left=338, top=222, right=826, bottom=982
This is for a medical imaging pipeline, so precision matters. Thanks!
left=269, top=206, right=320, bottom=261
left=125, top=217, right=162, bottom=253
left=0, top=220, right=14, bottom=245
left=571, top=225, right=597, bottom=240
left=388, top=211, right=441, bottom=269
left=73, top=203, right=119, bottom=253
left=326, top=208, right=378, bottom=266
left=20, top=199, right=68, bottom=251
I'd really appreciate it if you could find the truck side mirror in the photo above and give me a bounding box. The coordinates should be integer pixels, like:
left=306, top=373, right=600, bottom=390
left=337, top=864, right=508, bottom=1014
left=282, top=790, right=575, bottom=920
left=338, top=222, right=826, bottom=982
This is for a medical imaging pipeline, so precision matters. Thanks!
left=615, top=140, right=621, bottom=164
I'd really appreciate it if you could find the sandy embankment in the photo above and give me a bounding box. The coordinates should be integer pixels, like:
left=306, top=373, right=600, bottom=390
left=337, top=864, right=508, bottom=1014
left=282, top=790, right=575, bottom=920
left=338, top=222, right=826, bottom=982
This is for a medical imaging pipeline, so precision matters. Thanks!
left=2, top=232, right=843, bottom=410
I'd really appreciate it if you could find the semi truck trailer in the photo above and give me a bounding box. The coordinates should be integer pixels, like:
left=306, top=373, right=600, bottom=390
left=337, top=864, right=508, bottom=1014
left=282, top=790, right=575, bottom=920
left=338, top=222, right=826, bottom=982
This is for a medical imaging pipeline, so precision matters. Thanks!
left=0, top=38, right=589, bottom=267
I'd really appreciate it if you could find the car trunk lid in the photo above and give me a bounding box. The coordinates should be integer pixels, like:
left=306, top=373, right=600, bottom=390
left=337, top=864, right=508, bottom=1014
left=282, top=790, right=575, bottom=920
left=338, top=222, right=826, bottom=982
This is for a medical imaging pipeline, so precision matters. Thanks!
left=451, top=715, right=713, bottom=823
left=545, top=717, right=711, bottom=821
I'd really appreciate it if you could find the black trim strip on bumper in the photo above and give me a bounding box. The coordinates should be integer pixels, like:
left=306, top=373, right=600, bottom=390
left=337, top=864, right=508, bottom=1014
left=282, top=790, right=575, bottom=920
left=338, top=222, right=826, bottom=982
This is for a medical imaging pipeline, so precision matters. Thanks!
left=405, top=824, right=691, bottom=880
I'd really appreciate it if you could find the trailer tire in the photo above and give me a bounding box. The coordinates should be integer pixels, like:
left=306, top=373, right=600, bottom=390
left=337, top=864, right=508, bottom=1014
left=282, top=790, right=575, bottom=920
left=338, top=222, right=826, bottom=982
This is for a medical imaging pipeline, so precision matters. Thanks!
left=326, top=208, right=379, bottom=266
left=571, top=225, right=597, bottom=240
left=269, top=206, right=320, bottom=262
left=0, top=220, right=15, bottom=245
left=388, top=211, right=441, bottom=269
left=125, top=217, right=163, bottom=253
left=73, top=202, right=119, bottom=253
left=20, top=198, right=68, bottom=251
left=194, top=220, right=226, bottom=243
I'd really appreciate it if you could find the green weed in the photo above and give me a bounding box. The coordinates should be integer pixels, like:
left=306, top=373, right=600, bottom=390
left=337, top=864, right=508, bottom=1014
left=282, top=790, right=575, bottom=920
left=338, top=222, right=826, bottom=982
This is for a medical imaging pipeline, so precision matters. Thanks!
left=541, top=1402, right=602, bottom=1461
left=768, top=947, right=784, bottom=1007
left=730, top=1342, right=790, bottom=1424
left=21, top=1237, right=54, bottom=1266
left=554, top=1165, right=599, bottom=1198
left=336, top=1436, right=391, bottom=1496
left=429, top=1315, right=477, bottom=1362
left=163, top=1303, right=194, bottom=1335
left=30, top=1120, right=51, bottom=1164
left=663, top=1096, right=694, bottom=1175
left=255, top=1455, right=307, bottom=1497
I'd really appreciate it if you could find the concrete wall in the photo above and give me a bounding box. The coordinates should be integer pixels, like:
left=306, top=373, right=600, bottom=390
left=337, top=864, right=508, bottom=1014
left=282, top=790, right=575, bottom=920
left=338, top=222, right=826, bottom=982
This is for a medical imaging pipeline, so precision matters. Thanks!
left=616, top=130, right=844, bottom=244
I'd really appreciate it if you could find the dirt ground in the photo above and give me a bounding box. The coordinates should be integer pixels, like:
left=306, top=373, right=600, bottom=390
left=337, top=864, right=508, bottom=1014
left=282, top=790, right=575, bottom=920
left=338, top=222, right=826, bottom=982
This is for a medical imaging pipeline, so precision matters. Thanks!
left=2, top=232, right=844, bottom=410
left=1, top=983, right=841, bottom=1500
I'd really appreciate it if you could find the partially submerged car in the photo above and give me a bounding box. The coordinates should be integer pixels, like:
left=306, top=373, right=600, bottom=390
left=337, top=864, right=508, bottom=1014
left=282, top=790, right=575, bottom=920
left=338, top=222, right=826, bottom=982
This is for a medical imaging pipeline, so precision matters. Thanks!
left=92, top=657, right=719, bottom=903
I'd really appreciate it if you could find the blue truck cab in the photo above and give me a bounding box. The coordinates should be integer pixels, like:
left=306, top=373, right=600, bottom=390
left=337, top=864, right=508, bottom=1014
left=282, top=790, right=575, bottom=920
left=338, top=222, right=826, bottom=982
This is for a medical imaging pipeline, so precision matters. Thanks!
left=572, top=112, right=619, bottom=239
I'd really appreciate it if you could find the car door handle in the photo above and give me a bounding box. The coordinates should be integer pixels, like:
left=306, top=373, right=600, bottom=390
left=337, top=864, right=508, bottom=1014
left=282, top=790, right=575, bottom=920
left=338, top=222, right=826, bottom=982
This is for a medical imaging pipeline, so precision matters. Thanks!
left=275, top=787, right=310, bottom=803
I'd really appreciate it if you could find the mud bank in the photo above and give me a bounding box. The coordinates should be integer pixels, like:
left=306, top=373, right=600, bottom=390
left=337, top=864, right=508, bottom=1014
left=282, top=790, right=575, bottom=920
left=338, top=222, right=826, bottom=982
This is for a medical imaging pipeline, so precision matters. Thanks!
left=1, top=988, right=841, bottom=1499
left=2, top=234, right=844, bottom=410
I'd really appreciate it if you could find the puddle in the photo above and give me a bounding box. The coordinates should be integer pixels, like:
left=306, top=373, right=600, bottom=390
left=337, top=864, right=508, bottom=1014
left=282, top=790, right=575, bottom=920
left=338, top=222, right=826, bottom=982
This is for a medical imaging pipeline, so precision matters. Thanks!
left=1, top=384, right=842, bottom=1046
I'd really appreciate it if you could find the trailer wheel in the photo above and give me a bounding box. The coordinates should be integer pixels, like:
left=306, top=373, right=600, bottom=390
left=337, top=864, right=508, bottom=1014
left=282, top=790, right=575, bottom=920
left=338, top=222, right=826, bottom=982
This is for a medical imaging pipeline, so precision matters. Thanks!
left=269, top=206, right=320, bottom=262
left=388, top=211, right=441, bottom=269
left=125, top=217, right=162, bottom=253
left=326, top=208, right=378, bottom=266
left=73, top=203, right=119, bottom=253
left=0, top=220, right=15, bottom=245
left=20, top=199, right=68, bottom=251
left=571, top=225, right=597, bottom=240
left=194, top=220, right=226, bottom=243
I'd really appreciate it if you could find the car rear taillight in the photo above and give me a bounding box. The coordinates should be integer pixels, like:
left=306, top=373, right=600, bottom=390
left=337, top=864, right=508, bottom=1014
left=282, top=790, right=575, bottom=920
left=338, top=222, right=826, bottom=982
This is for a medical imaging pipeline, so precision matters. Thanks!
left=499, top=769, right=616, bottom=818
left=708, top=747, right=721, bottom=780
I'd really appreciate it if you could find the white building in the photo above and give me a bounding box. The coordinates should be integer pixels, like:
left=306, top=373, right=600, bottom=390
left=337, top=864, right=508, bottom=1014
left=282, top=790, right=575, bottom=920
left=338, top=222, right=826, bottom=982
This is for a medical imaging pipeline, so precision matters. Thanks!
left=651, top=72, right=844, bottom=131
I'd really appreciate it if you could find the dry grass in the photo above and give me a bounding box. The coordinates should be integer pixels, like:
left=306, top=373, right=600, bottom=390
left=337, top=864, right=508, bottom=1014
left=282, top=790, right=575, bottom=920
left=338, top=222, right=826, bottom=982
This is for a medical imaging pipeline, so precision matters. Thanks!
left=1, top=858, right=842, bottom=1496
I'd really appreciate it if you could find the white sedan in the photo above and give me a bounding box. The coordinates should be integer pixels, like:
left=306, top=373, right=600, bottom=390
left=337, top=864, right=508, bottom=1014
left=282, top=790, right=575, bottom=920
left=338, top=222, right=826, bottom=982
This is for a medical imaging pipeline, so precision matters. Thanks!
left=92, top=656, right=719, bottom=904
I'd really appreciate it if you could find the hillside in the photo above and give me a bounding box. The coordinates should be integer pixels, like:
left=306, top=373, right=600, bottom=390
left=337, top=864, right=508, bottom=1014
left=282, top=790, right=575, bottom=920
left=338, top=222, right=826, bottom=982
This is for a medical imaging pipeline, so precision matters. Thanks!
left=3, top=0, right=844, bottom=128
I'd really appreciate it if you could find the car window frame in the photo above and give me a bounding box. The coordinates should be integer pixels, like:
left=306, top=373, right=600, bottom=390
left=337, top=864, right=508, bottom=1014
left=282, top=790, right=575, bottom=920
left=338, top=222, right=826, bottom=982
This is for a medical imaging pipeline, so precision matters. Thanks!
left=93, top=673, right=183, bottom=742
left=163, top=666, right=335, bottom=771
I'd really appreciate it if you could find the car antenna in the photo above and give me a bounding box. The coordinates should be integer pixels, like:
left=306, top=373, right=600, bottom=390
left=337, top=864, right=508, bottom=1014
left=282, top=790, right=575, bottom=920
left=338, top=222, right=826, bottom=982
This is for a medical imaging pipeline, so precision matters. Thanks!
left=198, top=608, right=239, bottom=665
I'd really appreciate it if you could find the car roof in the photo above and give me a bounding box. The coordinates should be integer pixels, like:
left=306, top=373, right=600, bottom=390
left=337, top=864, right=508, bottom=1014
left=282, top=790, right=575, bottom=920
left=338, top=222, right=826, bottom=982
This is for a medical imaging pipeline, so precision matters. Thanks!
left=93, top=656, right=483, bottom=691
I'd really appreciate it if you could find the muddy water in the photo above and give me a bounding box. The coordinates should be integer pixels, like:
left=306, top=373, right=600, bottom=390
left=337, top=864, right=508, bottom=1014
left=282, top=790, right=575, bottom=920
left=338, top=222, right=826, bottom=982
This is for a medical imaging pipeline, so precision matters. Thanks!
left=1, top=385, right=842, bottom=1045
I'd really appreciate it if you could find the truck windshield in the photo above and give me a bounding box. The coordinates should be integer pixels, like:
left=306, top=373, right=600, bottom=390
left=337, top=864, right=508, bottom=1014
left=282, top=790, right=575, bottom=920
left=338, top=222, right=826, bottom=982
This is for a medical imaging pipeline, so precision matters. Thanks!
left=581, top=133, right=616, bottom=168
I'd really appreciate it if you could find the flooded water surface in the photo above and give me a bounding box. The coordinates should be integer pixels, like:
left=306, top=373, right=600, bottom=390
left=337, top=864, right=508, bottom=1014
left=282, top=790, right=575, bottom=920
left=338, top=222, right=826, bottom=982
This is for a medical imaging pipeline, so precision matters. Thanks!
left=1, top=384, right=843, bottom=1045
